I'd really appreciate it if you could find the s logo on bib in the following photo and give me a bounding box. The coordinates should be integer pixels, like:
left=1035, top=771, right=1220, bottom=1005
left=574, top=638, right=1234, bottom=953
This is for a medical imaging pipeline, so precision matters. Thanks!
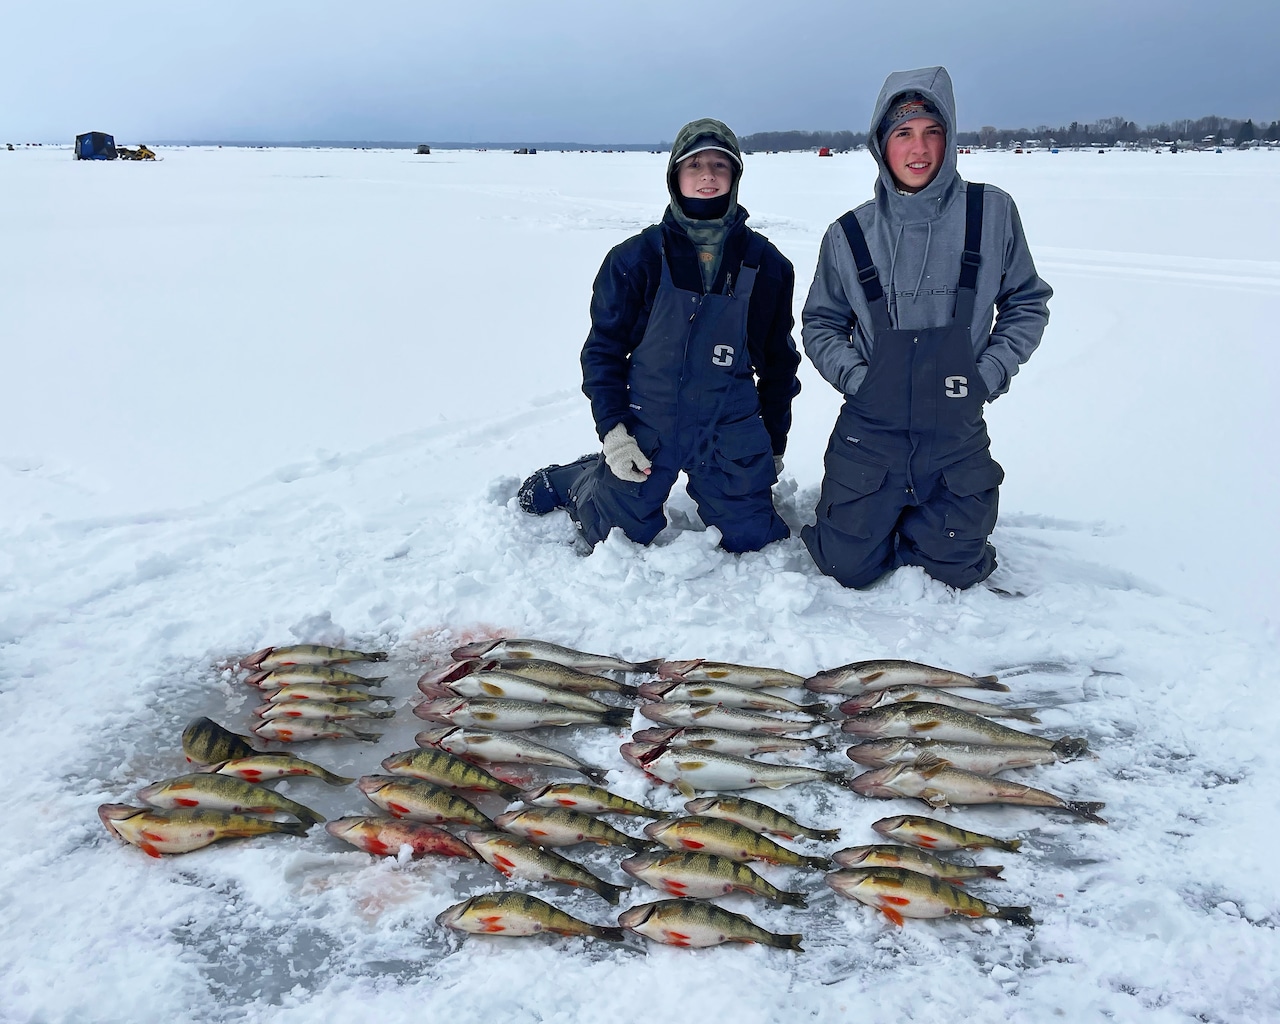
left=711, top=345, right=735, bottom=367
left=944, top=375, right=969, bottom=398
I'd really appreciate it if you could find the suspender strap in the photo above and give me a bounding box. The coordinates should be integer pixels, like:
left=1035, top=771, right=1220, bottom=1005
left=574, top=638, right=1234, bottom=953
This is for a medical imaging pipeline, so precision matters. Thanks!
left=741, top=231, right=767, bottom=270
left=836, top=211, right=892, bottom=335
left=837, top=182, right=986, bottom=331
left=954, top=182, right=984, bottom=324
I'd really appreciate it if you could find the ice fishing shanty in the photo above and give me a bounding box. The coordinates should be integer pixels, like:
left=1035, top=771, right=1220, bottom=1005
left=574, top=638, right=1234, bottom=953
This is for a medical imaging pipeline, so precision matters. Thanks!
left=75, top=132, right=118, bottom=160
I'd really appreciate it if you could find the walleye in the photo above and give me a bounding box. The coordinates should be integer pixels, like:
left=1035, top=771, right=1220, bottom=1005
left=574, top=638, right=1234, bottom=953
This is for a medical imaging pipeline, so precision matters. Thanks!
left=263, top=682, right=384, bottom=703
left=872, top=814, right=1022, bottom=853
left=241, top=644, right=388, bottom=670
left=182, top=717, right=257, bottom=765
left=357, top=775, right=494, bottom=828
left=841, top=702, right=1089, bottom=758
left=657, top=659, right=806, bottom=689
left=521, top=782, right=669, bottom=819
left=621, top=742, right=850, bottom=797
left=826, top=867, right=1034, bottom=927
left=847, top=738, right=1063, bottom=773
left=464, top=830, right=630, bottom=904
left=683, top=796, right=840, bottom=842
left=619, top=899, right=803, bottom=950
left=381, top=747, right=522, bottom=800
left=644, top=816, right=829, bottom=870
left=422, top=670, right=622, bottom=716
left=437, top=891, right=624, bottom=941
left=325, top=816, right=477, bottom=859
left=494, top=807, right=649, bottom=851
left=252, top=719, right=382, bottom=743
left=254, top=700, right=396, bottom=721
left=99, top=804, right=307, bottom=858
left=245, top=665, right=386, bottom=688
left=414, top=726, right=608, bottom=783
left=451, top=638, right=658, bottom=674
left=805, top=660, right=1008, bottom=696
left=621, top=851, right=808, bottom=907
left=638, top=702, right=819, bottom=735
left=851, top=754, right=1107, bottom=823
left=832, top=845, right=1003, bottom=884
left=639, top=678, right=829, bottom=716
left=201, top=753, right=354, bottom=786
left=414, top=696, right=631, bottom=731
left=632, top=726, right=832, bottom=757
left=137, top=773, right=324, bottom=825
left=422, top=658, right=638, bottom=696
left=839, top=687, right=1039, bottom=723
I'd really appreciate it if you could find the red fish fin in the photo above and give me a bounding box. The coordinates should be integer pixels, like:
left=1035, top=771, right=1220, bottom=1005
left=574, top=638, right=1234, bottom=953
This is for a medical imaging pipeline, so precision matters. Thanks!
left=880, top=907, right=905, bottom=926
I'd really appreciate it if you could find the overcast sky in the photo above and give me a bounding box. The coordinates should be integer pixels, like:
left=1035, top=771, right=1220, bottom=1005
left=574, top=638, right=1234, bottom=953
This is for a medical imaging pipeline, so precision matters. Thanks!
left=4, top=1, right=1276, bottom=143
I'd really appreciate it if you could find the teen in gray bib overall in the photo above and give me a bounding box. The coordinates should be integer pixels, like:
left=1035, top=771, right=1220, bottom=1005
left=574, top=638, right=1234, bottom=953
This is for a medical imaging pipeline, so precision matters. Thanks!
left=801, top=67, right=1051, bottom=589
left=519, top=119, right=800, bottom=554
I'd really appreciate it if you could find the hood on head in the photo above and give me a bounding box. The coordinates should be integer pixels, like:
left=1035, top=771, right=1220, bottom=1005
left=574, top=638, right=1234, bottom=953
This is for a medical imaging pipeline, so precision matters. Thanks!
left=868, top=66, right=958, bottom=200
left=667, top=118, right=743, bottom=213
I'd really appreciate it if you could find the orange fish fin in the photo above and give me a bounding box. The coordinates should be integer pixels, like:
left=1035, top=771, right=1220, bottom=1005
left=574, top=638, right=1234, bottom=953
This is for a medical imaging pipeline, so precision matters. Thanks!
left=880, top=906, right=905, bottom=926
left=139, top=842, right=163, bottom=858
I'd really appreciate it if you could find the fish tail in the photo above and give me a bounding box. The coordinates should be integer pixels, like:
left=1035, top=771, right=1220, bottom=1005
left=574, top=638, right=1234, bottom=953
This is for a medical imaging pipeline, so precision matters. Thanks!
left=995, top=905, right=1036, bottom=927
left=625, top=836, right=652, bottom=853
left=596, top=881, right=630, bottom=906
left=1007, top=708, right=1042, bottom=723
left=973, top=676, right=1010, bottom=691
left=803, top=702, right=836, bottom=719
left=809, top=828, right=842, bottom=842
left=602, top=708, right=634, bottom=729
left=240, top=647, right=273, bottom=669
left=580, top=766, right=611, bottom=785
left=363, top=676, right=388, bottom=686
left=294, top=806, right=326, bottom=827
left=1051, top=736, right=1090, bottom=760
left=367, top=709, right=398, bottom=719
left=278, top=820, right=310, bottom=838
left=777, top=890, right=809, bottom=909
left=977, top=864, right=1005, bottom=878
left=615, top=682, right=641, bottom=697
left=804, top=854, right=832, bottom=871
left=628, top=659, right=663, bottom=673
left=593, top=926, right=628, bottom=943
left=829, top=771, right=860, bottom=792
left=1066, top=801, right=1107, bottom=824
left=352, top=729, right=384, bottom=743
left=812, top=736, right=838, bottom=752
left=365, top=652, right=389, bottom=662
left=320, top=771, right=356, bottom=786
left=768, top=932, right=805, bottom=951
left=996, top=838, right=1023, bottom=853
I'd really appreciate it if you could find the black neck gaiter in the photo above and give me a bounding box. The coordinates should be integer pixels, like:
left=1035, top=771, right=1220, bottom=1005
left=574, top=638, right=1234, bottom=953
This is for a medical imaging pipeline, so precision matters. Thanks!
left=676, top=193, right=732, bottom=220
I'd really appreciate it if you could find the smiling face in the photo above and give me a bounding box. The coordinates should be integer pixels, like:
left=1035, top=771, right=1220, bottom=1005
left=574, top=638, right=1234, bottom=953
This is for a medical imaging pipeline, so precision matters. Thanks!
left=676, top=150, right=736, bottom=199
left=883, top=117, right=945, bottom=193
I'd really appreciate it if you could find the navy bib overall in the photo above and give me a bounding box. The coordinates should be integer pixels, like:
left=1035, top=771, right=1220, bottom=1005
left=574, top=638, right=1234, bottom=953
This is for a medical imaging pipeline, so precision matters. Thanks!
left=802, top=184, right=1003, bottom=589
left=570, top=229, right=788, bottom=553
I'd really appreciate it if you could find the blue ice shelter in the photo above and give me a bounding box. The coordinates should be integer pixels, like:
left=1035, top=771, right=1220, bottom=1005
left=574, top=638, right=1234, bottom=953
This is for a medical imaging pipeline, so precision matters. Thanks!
left=75, top=132, right=118, bottom=160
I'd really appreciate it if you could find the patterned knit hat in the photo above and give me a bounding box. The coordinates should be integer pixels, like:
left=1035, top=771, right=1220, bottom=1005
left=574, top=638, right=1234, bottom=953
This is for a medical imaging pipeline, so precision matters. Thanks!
left=878, top=92, right=943, bottom=142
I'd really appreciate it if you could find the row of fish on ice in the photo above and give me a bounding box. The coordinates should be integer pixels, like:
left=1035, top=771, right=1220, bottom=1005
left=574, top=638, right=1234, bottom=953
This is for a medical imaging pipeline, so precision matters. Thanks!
left=98, top=639, right=1105, bottom=945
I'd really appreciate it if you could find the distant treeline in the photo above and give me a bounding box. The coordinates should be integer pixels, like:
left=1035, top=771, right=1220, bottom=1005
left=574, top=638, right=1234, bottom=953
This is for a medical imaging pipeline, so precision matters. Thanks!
left=742, top=116, right=1279, bottom=151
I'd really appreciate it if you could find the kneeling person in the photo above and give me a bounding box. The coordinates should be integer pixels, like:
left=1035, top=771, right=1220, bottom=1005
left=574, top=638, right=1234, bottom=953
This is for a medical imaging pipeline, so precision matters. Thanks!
left=801, top=67, right=1051, bottom=589
left=519, top=119, right=800, bottom=554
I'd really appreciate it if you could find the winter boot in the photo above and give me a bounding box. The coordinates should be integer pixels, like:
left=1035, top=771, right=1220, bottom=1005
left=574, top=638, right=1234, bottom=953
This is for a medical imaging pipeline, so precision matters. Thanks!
left=517, top=454, right=600, bottom=515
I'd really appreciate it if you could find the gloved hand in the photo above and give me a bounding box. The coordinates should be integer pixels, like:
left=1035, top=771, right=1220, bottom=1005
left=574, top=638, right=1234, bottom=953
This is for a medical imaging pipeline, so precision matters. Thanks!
left=602, top=423, right=652, bottom=483
left=773, top=455, right=784, bottom=477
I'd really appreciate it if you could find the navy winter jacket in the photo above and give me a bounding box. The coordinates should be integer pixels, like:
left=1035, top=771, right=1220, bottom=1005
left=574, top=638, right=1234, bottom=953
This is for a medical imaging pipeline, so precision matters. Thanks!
left=580, top=207, right=801, bottom=457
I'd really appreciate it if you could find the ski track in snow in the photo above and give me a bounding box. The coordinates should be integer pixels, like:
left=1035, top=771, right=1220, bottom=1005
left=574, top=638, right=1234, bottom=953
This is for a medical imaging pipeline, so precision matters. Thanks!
left=2, top=147, right=1279, bottom=1024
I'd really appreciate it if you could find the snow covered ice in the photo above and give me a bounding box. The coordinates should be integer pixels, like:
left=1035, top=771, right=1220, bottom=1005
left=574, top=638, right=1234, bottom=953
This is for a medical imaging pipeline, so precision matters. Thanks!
left=2, top=144, right=1278, bottom=1023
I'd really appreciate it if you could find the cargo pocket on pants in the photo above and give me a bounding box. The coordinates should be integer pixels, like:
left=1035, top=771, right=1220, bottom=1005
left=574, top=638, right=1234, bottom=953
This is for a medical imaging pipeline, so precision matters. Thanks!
left=711, top=418, right=774, bottom=497
left=816, top=443, right=890, bottom=540
left=939, top=455, right=1003, bottom=541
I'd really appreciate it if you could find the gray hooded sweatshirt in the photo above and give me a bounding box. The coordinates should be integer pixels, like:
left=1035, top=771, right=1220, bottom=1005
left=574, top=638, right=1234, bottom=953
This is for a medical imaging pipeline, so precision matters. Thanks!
left=801, top=66, right=1051, bottom=400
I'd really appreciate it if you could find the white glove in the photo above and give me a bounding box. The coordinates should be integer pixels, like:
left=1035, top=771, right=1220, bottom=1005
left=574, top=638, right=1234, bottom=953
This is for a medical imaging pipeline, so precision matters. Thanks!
left=602, top=423, right=652, bottom=483
left=773, top=455, right=784, bottom=476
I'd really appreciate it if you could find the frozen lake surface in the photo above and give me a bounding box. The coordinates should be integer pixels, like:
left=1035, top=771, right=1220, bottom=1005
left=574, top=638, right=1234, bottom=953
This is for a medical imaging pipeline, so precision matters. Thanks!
left=1, top=144, right=1277, bottom=1023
